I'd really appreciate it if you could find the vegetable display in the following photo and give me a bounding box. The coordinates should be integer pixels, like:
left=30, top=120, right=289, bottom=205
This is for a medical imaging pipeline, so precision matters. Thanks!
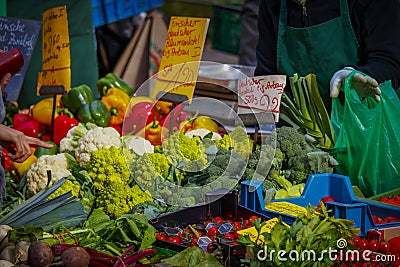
left=0, top=71, right=398, bottom=267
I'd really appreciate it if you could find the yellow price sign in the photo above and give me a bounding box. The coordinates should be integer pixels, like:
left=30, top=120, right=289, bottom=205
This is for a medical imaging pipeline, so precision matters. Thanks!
left=37, top=5, right=71, bottom=95
left=152, top=16, right=209, bottom=103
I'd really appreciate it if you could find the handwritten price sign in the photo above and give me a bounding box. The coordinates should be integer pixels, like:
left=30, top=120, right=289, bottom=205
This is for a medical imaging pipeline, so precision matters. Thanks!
left=37, top=6, right=71, bottom=95
left=152, top=16, right=209, bottom=102
left=237, top=75, right=286, bottom=122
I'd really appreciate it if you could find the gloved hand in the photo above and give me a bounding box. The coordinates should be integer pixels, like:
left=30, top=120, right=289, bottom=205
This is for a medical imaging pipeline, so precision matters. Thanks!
left=330, top=67, right=381, bottom=102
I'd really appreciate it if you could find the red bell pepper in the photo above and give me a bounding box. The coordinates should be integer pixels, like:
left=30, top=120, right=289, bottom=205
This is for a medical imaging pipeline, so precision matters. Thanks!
left=1, top=147, right=12, bottom=170
left=13, top=114, right=43, bottom=138
left=122, top=102, right=160, bottom=136
left=52, top=110, right=79, bottom=145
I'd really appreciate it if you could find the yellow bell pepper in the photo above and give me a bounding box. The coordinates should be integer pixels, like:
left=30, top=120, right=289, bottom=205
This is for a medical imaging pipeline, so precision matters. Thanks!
left=32, top=97, right=61, bottom=125
left=100, top=88, right=130, bottom=125
left=11, top=154, right=38, bottom=180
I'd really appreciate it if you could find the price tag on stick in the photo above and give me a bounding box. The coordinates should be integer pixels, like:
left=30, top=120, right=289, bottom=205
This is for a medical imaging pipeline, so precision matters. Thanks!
left=237, top=75, right=286, bottom=122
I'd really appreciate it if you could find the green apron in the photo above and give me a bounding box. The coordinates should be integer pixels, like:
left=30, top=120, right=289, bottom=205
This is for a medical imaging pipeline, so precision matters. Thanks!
left=277, top=0, right=359, bottom=110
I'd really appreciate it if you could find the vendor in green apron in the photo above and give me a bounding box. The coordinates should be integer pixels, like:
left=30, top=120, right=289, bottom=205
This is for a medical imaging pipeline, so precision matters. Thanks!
left=254, top=0, right=400, bottom=112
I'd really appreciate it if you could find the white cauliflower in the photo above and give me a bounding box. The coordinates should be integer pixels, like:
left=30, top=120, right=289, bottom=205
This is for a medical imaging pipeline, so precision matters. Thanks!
left=123, top=135, right=154, bottom=156
left=26, top=153, right=74, bottom=197
left=60, top=122, right=97, bottom=156
left=75, top=126, right=122, bottom=166
left=185, top=128, right=222, bottom=140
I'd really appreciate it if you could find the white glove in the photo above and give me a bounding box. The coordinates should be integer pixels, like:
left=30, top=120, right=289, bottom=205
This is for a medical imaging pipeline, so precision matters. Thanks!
left=330, top=67, right=381, bottom=102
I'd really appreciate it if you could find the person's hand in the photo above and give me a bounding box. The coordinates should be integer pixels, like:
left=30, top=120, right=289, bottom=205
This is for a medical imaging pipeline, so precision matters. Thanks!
left=330, top=68, right=381, bottom=102
left=4, top=130, right=53, bottom=163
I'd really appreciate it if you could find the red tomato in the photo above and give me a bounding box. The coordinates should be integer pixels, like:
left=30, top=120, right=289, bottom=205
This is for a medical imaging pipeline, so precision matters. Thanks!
left=372, top=215, right=383, bottom=224
left=321, top=196, right=335, bottom=203
left=357, top=238, right=369, bottom=250
left=214, top=216, right=224, bottom=224
left=379, top=241, right=390, bottom=254
left=167, top=236, right=182, bottom=244
left=223, top=233, right=235, bottom=239
left=249, top=215, right=259, bottom=223
left=369, top=239, right=380, bottom=252
left=192, top=237, right=198, bottom=246
left=233, top=231, right=240, bottom=239
left=207, top=227, right=219, bottom=237
left=156, top=232, right=166, bottom=241
left=389, top=236, right=400, bottom=253
left=233, top=221, right=242, bottom=231
left=383, top=216, right=400, bottom=223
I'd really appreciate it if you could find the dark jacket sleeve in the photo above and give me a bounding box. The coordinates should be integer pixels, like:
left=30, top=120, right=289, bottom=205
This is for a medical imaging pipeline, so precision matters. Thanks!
left=254, top=0, right=280, bottom=76
left=350, top=0, right=400, bottom=90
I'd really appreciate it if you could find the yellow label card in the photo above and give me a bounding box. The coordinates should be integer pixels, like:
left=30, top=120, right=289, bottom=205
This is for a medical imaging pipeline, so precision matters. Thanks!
left=38, top=6, right=71, bottom=95
left=265, top=201, right=309, bottom=217
left=238, top=218, right=289, bottom=243
left=152, top=16, right=209, bottom=103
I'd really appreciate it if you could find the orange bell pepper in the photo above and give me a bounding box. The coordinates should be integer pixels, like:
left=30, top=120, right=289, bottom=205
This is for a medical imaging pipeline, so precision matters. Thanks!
left=156, top=100, right=174, bottom=115
left=100, top=88, right=130, bottom=125
left=140, top=109, right=168, bottom=146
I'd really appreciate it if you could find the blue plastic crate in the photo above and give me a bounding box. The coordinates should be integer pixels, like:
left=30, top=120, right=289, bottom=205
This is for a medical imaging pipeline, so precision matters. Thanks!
left=92, top=0, right=117, bottom=28
left=104, top=1, right=118, bottom=24
left=115, top=0, right=135, bottom=20
left=134, top=0, right=150, bottom=13
left=92, top=5, right=106, bottom=28
left=239, top=174, right=400, bottom=236
left=150, top=0, right=163, bottom=8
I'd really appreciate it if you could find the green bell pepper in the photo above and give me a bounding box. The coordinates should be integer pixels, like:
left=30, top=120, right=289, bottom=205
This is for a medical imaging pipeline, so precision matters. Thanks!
left=61, top=84, right=94, bottom=114
left=34, top=141, right=59, bottom=158
left=97, top=73, right=133, bottom=97
left=77, top=100, right=111, bottom=127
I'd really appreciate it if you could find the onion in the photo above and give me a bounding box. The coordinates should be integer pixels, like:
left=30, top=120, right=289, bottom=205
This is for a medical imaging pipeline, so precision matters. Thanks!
left=0, top=260, right=13, bottom=267
left=15, top=241, right=30, bottom=263
left=0, top=246, right=16, bottom=263
left=0, top=225, right=12, bottom=251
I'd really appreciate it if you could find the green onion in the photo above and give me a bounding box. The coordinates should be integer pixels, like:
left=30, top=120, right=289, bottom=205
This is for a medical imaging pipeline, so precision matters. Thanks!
left=280, top=73, right=335, bottom=150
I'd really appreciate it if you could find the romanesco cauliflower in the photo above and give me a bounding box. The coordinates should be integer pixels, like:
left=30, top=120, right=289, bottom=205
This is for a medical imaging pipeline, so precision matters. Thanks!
left=85, top=146, right=153, bottom=218
left=214, top=126, right=253, bottom=160
left=47, top=178, right=80, bottom=200
left=161, top=132, right=208, bottom=172
left=75, top=126, right=121, bottom=167
left=85, top=146, right=130, bottom=191
left=26, top=153, right=77, bottom=197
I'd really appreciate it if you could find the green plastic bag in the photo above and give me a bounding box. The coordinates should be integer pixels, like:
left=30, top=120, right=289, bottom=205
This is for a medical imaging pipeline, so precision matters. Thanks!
left=330, top=70, right=400, bottom=197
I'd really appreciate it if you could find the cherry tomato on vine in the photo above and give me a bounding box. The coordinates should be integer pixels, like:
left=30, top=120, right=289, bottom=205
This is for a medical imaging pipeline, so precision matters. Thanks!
left=223, top=233, right=235, bottom=239
left=369, top=239, right=380, bottom=252
left=357, top=238, right=369, bottom=250
left=214, top=216, right=224, bottom=224
left=249, top=215, right=259, bottom=223
left=379, top=241, right=390, bottom=254
left=156, top=232, right=166, bottom=241
left=207, top=227, right=219, bottom=237
left=167, top=236, right=182, bottom=244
